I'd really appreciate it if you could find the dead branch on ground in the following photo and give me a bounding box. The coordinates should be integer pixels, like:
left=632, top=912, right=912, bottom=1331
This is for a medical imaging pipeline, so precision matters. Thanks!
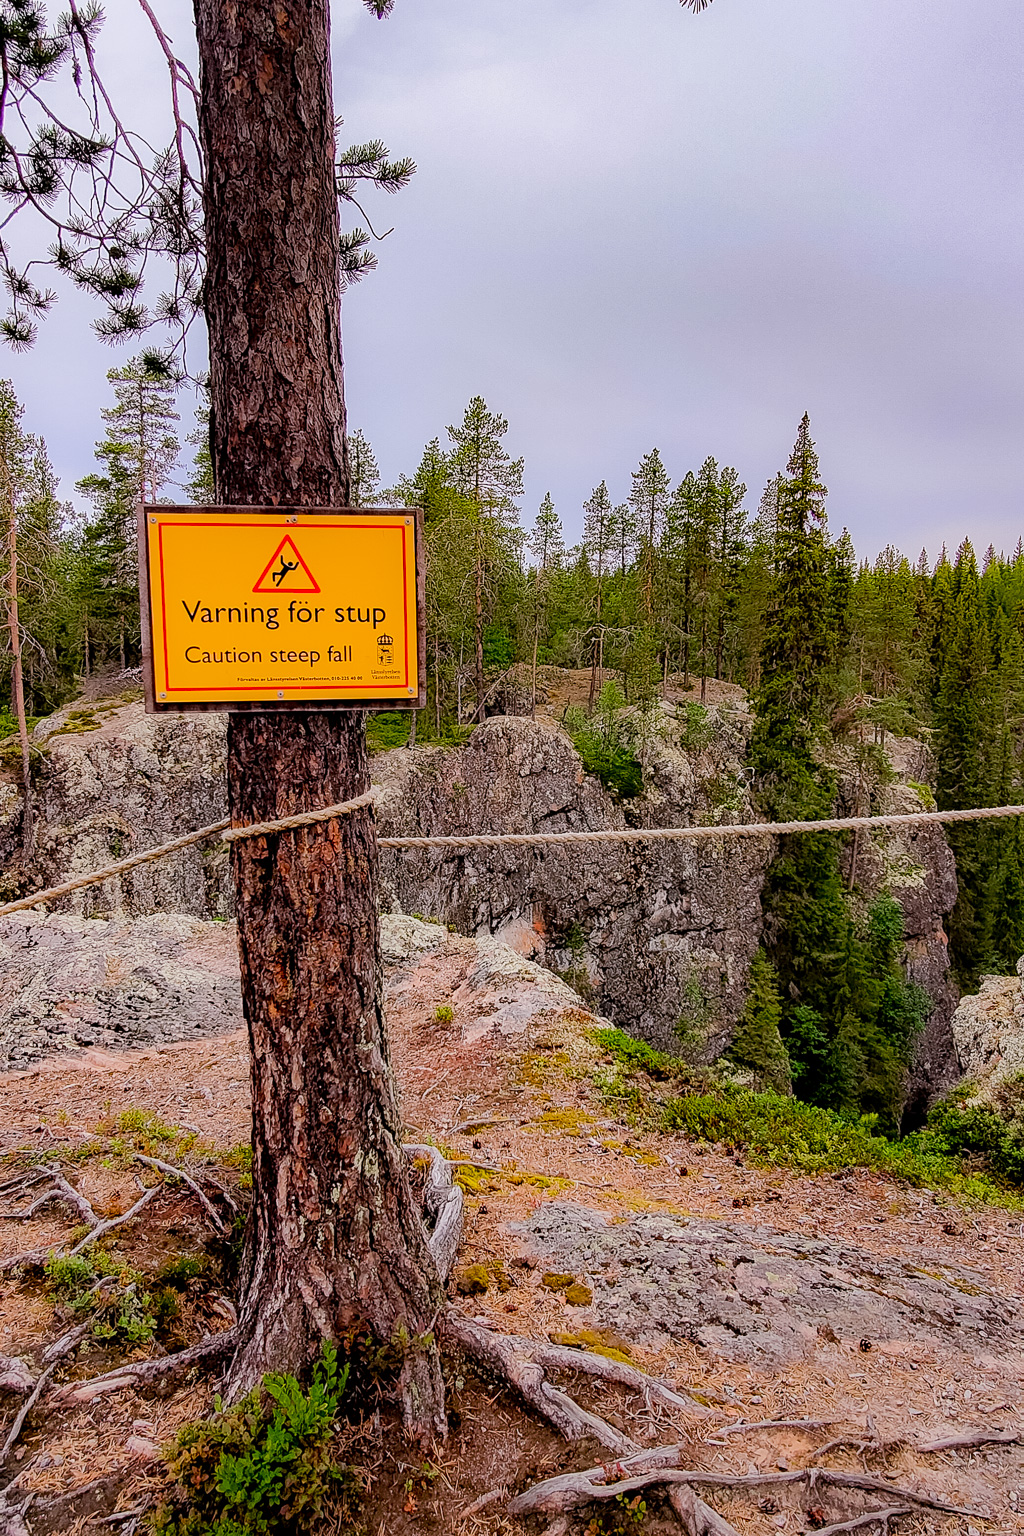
left=132, top=1153, right=226, bottom=1234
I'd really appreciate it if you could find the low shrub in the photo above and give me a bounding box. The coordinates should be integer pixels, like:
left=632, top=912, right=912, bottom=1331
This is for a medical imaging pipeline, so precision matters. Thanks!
left=152, top=1341, right=358, bottom=1536
left=592, top=1025, right=1024, bottom=1205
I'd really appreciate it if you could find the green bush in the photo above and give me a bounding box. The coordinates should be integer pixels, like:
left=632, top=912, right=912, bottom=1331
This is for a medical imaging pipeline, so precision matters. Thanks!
left=565, top=682, right=644, bottom=800
left=152, top=1342, right=356, bottom=1536
left=592, top=1024, right=1024, bottom=1205
left=925, top=1082, right=1024, bottom=1185
left=366, top=711, right=412, bottom=752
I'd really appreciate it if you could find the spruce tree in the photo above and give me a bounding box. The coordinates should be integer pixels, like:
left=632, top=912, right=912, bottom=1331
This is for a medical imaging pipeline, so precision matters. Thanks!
left=527, top=493, right=564, bottom=712
left=447, top=397, right=524, bottom=718
left=583, top=480, right=618, bottom=707
left=750, top=413, right=832, bottom=809
left=76, top=356, right=181, bottom=672
left=347, top=428, right=381, bottom=506
left=934, top=541, right=992, bottom=984
left=726, top=952, right=792, bottom=1094
left=629, top=448, right=670, bottom=629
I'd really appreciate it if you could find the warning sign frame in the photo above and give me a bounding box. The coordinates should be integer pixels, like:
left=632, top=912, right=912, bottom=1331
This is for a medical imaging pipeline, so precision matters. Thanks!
left=138, top=505, right=425, bottom=714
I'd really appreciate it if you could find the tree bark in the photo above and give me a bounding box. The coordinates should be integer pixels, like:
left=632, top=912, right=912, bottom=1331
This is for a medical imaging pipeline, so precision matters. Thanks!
left=3, top=469, right=31, bottom=861
left=473, top=543, right=485, bottom=720
left=194, top=0, right=445, bottom=1436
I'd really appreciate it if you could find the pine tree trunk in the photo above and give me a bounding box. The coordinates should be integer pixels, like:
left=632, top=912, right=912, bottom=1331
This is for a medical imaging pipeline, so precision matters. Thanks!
left=194, top=0, right=445, bottom=1434
left=473, top=547, right=485, bottom=720
left=5, top=485, right=31, bottom=862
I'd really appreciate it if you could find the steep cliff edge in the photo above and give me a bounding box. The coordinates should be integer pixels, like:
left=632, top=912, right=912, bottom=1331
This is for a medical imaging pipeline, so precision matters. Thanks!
left=0, top=691, right=961, bottom=1097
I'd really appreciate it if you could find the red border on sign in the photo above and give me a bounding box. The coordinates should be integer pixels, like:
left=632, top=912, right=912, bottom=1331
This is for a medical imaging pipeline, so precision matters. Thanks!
left=155, top=519, right=412, bottom=695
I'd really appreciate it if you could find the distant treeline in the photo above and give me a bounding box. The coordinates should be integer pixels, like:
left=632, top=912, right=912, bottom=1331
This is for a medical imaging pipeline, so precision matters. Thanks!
left=2, top=368, right=1022, bottom=1130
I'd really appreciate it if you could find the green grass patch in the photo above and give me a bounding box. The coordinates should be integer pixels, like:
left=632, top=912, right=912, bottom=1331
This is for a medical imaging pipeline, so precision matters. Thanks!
left=592, top=1026, right=1024, bottom=1207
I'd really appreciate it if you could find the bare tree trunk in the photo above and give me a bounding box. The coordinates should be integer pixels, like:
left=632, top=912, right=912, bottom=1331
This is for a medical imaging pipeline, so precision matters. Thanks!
left=473, top=550, right=485, bottom=720
left=194, top=0, right=444, bottom=1435
left=5, top=485, right=31, bottom=862
left=434, top=634, right=441, bottom=736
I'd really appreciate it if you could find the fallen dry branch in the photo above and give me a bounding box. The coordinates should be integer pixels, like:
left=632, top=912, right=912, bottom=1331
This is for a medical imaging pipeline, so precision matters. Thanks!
left=133, top=1153, right=226, bottom=1234
left=668, top=1482, right=741, bottom=1536
left=67, top=1182, right=162, bottom=1257
left=915, top=1427, right=1021, bottom=1453
left=710, top=1417, right=832, bottom=1441
left=810, top=1509, right=914, bottom=1536
left=505, top=1451, right=983, bottom=1518
left=53, top=1327, right=237, bottom=1404
left=0, top=1362, right=56, bottom=1470
left=443, top=1312, right=638, bottom=1455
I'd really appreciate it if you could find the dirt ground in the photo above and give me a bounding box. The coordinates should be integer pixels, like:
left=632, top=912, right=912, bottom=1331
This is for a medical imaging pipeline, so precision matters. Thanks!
left=522, top=665, right=749, bottom=720
left=0, top=974, right=1022, bottom=1534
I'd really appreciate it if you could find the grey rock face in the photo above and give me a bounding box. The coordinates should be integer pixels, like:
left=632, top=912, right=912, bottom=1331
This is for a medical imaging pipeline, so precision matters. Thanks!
left=0, top=697, right=961, bottom=1093
left=0, top=702, right=230, bottom=920
left=950, top=963, right=1024, bottom=1095
left=0, top=910, right=585, bottom=1073
left=375, top=711, right=771, bottom=1054
left=513, top=1200, right=1023, bottom=1367
left=0, top=911, right=241, bottom=1071
left=834, top=736, right=961, bottom=1120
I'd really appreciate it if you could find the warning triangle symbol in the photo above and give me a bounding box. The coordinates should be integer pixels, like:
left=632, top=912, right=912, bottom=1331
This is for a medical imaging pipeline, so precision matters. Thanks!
left=252, top=534, right=321, bottom=594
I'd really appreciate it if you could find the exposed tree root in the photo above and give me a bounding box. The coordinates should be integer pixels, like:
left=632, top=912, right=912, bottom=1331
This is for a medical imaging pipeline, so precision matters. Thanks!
left=0, top=1166, right=98, bottom=1229
left=0, top=1488, right=29, bottom=1536
left=67, top=1182, right=162, bottom=1257
left=916, top=1427, right=1021, bottom=1453
left=505, top=1448, right=984, bottom=1519
left=443, top=1311, right=639, bottom=1455
left=710, top=1417, right=832, bottom=1441
left=525, top=1341, right=710, bottom=1416
left=811, top=1510, right=914, bottom=1535
left=133, top=1154, right=227, bottom=1234
left=404, top=1144, right=464, bottom=1282
left=668, top=1482, right=741, bottom=1536
left=0, top=1360, right=31, bottom=1397
left=0, top=1364, right=55, bottom=1469
left=52, top=1329, right=237, bottom=1404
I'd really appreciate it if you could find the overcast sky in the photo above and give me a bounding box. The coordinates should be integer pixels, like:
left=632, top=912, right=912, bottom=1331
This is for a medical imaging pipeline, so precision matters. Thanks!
left=7, top=0, right=1023, bottom=560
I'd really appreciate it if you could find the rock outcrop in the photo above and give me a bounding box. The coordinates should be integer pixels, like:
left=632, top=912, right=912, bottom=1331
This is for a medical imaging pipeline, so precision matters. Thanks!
left=950, top=957, right=1024, bottom=1094
left=375, top=709, right=770, bottom=1055
left=0, top=910, right=583, bottom=1073
left=0, top=692, right=962, bottom=1097
left=834, top=735, right=961, bottom=1121
left=511, top=1199, right=1024, bottom=1369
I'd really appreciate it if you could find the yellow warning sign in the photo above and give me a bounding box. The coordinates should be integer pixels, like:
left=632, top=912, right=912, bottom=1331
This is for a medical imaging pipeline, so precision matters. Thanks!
left=141, top=509, right=421, bottom=709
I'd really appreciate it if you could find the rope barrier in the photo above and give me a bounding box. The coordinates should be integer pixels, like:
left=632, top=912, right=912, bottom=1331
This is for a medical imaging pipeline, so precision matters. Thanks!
left=377, top=802, right=1024, bottom=851
left=0, top=794, right=1021, bottom=921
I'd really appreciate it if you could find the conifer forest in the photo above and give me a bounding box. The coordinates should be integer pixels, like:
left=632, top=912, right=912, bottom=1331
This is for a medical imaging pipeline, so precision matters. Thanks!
left=0, top=361, right=1021, bottom=1137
